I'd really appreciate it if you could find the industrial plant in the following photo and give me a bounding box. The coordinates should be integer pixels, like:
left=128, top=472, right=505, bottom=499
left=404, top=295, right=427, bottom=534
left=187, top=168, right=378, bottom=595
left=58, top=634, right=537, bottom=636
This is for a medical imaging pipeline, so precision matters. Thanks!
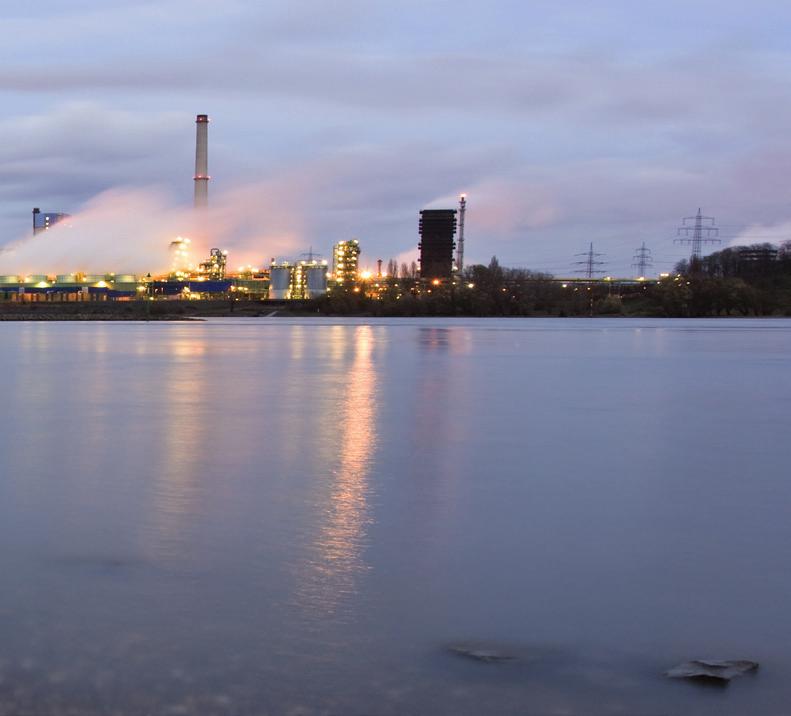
left=4, top=113, right=703, bottom=310
left=32, top=208, right=70, bottom=235
left=1, top=113, right=477, bottom=305
left=5, top=110, right=783, bottom=315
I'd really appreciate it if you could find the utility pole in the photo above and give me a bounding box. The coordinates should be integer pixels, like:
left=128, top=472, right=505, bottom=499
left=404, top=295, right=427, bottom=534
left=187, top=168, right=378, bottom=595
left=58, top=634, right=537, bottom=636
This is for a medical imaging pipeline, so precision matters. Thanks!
left=632, top=242, right=653, bottom=277
left=574, top=242, right=606, bottom=279
left=675, top=208, right=720, bottom=263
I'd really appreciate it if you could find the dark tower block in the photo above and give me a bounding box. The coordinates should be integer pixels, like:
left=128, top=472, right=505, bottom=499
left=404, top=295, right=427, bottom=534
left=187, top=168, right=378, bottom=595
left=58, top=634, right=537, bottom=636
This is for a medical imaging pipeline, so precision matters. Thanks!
left=419, top=209, right=457, bottom=280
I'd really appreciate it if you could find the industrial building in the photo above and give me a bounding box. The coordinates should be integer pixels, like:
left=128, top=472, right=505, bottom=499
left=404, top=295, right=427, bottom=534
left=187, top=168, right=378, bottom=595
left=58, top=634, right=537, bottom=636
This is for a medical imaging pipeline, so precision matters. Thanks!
left=333, top=240, right=360, bottom=284
left=199, top=248, right=228, bottom=280
left=169, top=237, right=193, bottom=278
left=270, top=258, right=329, bottom=299
left=5, top=115, right=338, bottom=304
left=418, top=209, right=457, bottom=280
left=0, top=272, right=268, bottom=302
left=1, top=273, right=143, bottom=301
left=32, top=208, right=70, bottom=235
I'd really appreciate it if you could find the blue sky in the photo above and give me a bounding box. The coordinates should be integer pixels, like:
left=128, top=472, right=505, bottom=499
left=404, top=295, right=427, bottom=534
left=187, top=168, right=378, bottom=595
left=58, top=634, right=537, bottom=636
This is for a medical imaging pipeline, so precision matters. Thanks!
left=2, top=0, right=791, bottom=275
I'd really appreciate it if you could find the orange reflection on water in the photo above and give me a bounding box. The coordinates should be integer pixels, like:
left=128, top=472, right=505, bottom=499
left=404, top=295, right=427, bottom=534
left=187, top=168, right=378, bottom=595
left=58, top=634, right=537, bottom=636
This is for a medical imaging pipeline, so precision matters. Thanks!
left=299, top=325, right=379, bottom=616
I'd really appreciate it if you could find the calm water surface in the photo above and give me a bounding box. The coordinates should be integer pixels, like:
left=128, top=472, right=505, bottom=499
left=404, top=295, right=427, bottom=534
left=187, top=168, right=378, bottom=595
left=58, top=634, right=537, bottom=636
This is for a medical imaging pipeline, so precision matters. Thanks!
left=1, top=317, right=790, bottom=715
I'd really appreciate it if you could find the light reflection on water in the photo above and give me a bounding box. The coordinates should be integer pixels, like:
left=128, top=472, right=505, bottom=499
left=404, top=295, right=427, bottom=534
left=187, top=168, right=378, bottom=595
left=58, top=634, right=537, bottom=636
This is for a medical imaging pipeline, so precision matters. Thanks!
left=295, top=325, right=378, bottom=619
left=0, top=318, right=790, bottom=715
left=144, top=337, right=211, bottom=564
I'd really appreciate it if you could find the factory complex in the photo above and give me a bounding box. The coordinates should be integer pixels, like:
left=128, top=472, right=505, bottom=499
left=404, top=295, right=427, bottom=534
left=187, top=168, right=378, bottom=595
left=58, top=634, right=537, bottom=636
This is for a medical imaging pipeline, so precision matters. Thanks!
left=3, top=114, right=466, bottom=304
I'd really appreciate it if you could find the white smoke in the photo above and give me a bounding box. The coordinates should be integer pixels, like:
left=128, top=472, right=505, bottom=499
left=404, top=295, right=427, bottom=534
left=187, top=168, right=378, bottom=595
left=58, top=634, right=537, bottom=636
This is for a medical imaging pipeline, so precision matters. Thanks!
left=0, top=184, right=306, bottom=276
left=0, top=188, right=189, bottom=276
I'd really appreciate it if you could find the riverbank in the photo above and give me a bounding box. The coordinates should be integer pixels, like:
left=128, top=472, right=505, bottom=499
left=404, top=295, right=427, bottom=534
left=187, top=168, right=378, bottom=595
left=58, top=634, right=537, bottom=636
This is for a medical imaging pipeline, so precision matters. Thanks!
left=2, top=292, right=790, bottom=320
left=0, top=300, right=288, bottom=321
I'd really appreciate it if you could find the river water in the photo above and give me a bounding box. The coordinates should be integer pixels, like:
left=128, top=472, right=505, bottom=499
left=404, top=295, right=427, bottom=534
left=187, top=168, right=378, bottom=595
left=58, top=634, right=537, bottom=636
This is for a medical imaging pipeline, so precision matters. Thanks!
left=0, top=317, right=789, bottom=715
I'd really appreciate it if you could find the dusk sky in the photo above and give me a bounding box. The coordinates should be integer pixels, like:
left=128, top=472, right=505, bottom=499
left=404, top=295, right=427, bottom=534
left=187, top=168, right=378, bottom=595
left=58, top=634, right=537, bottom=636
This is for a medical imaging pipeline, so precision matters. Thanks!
left=3, top=0, right=791, bottom=275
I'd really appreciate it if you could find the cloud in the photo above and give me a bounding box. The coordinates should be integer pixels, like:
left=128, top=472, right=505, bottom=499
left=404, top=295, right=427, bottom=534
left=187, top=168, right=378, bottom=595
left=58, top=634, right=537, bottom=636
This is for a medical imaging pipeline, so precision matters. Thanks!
left=4, top=1, right=791, bottom=277
left=0, top=103, right=188, bottom=209
left=729, top=222, right=791, bottom=249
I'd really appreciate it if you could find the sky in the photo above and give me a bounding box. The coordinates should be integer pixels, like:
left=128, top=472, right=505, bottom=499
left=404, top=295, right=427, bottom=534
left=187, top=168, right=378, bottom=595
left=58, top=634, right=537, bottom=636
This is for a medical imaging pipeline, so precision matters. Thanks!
left=2, top=0, right=791, bottom=275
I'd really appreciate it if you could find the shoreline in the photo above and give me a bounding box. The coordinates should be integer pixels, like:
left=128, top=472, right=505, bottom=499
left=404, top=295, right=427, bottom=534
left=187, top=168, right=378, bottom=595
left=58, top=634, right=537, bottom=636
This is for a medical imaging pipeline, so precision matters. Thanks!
left=1, top=302, right=789, bottom=321
left=0, top=300, right=278, bottom=321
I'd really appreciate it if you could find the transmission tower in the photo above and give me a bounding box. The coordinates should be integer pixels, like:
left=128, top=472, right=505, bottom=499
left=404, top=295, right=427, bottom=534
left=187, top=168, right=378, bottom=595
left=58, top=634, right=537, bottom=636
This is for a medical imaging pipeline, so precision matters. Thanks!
left=574, top=242, right=606, bottom=278
left=675, top=208, right=720, bottom=261
left=632, top=242, right=653, bottom=277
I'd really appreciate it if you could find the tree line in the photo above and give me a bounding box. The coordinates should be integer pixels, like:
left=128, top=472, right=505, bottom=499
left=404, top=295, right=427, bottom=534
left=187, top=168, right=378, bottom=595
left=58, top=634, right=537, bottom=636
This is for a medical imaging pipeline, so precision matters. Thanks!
left=307, top=247, right=791, bottom=317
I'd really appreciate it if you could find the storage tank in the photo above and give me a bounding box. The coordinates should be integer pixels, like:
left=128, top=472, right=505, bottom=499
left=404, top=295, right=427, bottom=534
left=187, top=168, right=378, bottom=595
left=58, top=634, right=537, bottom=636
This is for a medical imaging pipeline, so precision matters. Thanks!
left=269, top=266, right=291, bottom=299
left=112, top=274, right=137, bottom=284
left=0, top=275, right=19, bottom=285
left=305, top=265, right=328, bottom=298
left=22, top=275, right=48, bottom=284
left=55, top=274, right=79, bottom=284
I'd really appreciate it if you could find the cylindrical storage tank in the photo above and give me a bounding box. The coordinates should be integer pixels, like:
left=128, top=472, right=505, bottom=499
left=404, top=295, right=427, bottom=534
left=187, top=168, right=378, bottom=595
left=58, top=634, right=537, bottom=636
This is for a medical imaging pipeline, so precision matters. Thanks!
left=0, top=275, right=19, bottom=285
left=269, top=266, right=291, bottom=299
left=112, top=274, right=137, bottom=284
left=83, top=275, right=105, bottom=283
left=305, top=266, right=328, bottom=298
left=23, top=275, right=48, bottom=284
left=55, top=274, right=78, bottom=284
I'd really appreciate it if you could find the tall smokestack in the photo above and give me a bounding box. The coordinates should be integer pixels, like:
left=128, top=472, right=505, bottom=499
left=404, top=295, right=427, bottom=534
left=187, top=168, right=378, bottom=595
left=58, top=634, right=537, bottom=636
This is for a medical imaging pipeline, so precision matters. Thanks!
left=194, top=114, right=209, bottom=208
left=456, top=193, right=466, bottom=272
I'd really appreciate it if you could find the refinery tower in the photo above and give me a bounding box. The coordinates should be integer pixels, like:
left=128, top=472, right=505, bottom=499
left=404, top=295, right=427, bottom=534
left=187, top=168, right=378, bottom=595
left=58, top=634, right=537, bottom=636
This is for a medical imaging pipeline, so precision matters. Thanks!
left=194, top=114, right=210, bottom=208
